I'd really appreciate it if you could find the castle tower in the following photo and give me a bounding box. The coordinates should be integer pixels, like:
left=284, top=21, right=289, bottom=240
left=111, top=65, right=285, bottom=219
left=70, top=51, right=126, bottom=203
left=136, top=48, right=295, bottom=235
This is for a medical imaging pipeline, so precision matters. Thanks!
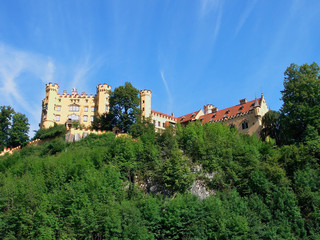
left=96, top=84, right=112, bottom=116
left=204, top=104, right=215, bottom=114
left=140, top=90, right=152, bottom=118
left=41, top=83, right=59, bottom=128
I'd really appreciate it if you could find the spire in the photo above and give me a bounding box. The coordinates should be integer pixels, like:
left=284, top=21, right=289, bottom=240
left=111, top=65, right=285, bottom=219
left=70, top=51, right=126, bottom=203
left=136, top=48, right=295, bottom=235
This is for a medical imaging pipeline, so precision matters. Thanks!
left=254, top=98, right=260, bottom=108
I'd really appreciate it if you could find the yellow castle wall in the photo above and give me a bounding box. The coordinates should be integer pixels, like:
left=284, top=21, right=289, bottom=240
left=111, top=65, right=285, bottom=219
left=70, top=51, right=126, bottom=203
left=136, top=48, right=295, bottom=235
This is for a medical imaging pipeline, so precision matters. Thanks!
left=41, top=83, right=111, bottom=129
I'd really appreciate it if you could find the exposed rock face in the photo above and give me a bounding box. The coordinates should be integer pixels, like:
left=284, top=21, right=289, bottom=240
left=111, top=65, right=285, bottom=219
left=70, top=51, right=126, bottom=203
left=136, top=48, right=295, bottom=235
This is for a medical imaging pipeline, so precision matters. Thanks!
left=137, top=165, right=216, bottom=200
left=189, top=164, right=216, bottom=200
left=190, top=180, right=215, bottom=200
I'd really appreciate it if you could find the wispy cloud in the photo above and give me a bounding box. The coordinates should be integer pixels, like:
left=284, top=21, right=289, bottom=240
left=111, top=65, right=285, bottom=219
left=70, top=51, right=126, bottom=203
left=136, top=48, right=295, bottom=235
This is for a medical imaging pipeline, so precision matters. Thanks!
left=234, top=0, right=257, bottom=36
left=200, top=0, right=220, bottom=17
left=0, top=43, right=55, bottom=135
left=160, top=71, right=173, bottom=113
left=199, top=0, right=223, bottom=45
left=71, top=55, right=105, bottom=89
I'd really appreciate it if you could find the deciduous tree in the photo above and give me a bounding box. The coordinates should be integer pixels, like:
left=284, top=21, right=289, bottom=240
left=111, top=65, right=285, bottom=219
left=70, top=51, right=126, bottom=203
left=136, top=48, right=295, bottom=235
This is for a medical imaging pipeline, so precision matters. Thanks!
left=0, top=106, right=29, bottom=150
left=94, top=82, right=140, bottom=133
left=280, top=62, right=320, bottom=144
left=8, top=112, right=29, bottom=148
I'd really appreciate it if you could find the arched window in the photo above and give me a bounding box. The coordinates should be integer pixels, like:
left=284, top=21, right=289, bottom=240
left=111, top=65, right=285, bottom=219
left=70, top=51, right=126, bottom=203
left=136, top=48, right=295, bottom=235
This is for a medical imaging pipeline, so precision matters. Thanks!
left=68, top=114, right=79, bottom=121
left=242, top=121, right=248, bottom=130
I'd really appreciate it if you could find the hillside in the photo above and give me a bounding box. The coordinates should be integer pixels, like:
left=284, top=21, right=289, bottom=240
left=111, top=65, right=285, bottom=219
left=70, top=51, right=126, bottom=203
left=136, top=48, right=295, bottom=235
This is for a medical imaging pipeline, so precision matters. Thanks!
left=0, top=122, right=319, bottom=239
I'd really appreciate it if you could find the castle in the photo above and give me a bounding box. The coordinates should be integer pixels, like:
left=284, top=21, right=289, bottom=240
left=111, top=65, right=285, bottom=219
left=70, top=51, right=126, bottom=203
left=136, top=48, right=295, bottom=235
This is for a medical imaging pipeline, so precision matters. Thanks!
left=41, top=83, right=269, bottom=137
left=40, top=83, right=110, bottom=128
left=140, top=90, right=269, bottom=137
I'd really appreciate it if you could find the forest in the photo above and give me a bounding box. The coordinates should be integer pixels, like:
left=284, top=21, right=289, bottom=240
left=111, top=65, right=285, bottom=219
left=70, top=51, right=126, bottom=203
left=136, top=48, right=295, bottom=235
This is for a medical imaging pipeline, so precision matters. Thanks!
left=0, top=62, right=319, bottom=239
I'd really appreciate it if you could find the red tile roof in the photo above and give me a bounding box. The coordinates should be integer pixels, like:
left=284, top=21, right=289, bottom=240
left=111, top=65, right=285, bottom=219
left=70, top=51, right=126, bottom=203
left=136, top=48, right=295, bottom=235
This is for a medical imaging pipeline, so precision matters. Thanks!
left=199, top=98, right=261, bottom=124
left=151, top=110, right=177, bottom=121
left=177, top=109, right=202, bottom=123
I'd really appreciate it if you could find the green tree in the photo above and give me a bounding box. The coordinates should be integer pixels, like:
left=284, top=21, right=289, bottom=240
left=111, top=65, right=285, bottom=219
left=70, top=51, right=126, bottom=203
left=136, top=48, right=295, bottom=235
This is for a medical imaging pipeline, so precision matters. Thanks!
left=0, top=106, right=14, bottom=150
left=280, top=62, right=320, bottom=144
left=0, top=106, right=29, bottom=150
left=94, top=82, right=140, bottom=133
left=260, top=110, right=281, bottom=144
left=8, top=112, right=29, bottom=148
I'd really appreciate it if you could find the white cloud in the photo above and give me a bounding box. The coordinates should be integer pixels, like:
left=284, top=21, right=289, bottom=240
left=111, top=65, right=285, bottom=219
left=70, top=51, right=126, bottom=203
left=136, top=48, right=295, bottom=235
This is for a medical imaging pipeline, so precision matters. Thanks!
left=0, top=43, right=55, bottom=136
left=234, top=0, right=257, bottom=36
left=199, top=0, right=223, bottom=45
left=160, top=71, right=173, bottom=113
left=71, top=55, right=104, bottom=89
left=200, top=0, right=220, bottom=17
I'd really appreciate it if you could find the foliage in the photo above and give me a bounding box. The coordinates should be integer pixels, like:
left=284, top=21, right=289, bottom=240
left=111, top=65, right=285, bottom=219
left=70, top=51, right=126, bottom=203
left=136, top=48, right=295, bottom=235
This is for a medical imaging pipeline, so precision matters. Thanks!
left=280, top=62, right=320, bottom=144
left=261, top=110, right=281, bottom=143
left=0, top=106, right=29, bottom=150
left=93, top=82, right=140, bottom=133
left=33, top=123, right=66, bottom=140
left=0, top=106, right=14, bottom=150
left=1, top=63, right=320, bottom=238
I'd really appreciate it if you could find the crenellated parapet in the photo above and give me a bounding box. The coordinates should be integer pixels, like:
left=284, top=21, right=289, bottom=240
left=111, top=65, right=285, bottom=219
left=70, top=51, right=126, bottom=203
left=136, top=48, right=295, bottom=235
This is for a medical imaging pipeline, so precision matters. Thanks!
left=140, top=89, right=152, bottom=95
left=97, top=84, right=112, bottom=92
left=46, top=82, right=59, bottom=92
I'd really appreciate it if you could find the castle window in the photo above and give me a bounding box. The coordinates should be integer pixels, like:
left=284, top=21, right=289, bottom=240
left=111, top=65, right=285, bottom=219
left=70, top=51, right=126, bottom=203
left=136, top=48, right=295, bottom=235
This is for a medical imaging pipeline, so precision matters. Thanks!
left=68, top=114, right=79, bottom=121
left=56, top=115, right=60, bottom=121
left=84, top=106, right=88, bottom=112
left=163, top=123, right=165, bottom=128
left=58, top=99, right=61, bottom=102
left=83, top=115, right=88, bottom=122
left=44, top=103, right=48, bottom=110
left=44, top=113, right=47, bottom=119
left=91, top=107, right=95, bottom=112
left=56, top=106, right=61, bottom=111
left=143, top=107, right=145, bottom=112
left=86, top=99, right=88, bottom=103
left=143, top=100, right=145, bottom=103
left=91, top=116, right=94, bottom=122
left=242, top=121, right=248, bottom=130
left=69, top=105, right=79, bottom=112
left=105, top=105, right=108, bottom=111
left=158, top=121, right=160, bottom=127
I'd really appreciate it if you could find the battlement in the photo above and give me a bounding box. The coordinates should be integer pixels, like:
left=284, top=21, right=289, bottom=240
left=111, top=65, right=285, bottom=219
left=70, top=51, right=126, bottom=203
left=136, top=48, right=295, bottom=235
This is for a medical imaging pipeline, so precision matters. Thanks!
left=58, top=93, right=95, bottom=98
left=204, top=104, right=214, bottom=108
left=46, top=82, right=59, bottom=92
left=97, top=84, right=112, bottom=92
left=204, top=104, right=216, bottom=114
left=140, top=89, right=152, bottom=95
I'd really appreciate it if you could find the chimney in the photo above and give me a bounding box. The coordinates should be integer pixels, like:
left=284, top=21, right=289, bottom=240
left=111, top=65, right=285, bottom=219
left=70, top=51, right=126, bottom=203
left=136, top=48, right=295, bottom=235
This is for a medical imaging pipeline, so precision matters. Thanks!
left=240, top=98, right=247, bottom=105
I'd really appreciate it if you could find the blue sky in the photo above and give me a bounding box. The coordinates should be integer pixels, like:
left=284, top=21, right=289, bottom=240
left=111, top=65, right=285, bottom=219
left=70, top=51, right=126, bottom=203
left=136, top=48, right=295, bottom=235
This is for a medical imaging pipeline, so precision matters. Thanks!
left=0, top=0, right=320, bottom=136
